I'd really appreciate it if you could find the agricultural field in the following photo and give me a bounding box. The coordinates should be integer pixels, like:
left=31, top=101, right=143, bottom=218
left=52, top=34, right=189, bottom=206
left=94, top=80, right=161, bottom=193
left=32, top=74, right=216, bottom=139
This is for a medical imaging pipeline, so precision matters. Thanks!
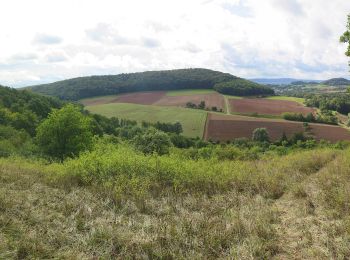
left=166, top=89, right=215, bottom=96
left=86, top=103, right=208, bottom=138
left=81, top=90, right=225, bottom=111
left=204, top=113, right=350, bottom=142
left=265, top=95, right=305, bottom=104
left=229, top=98, right=315, bottom=116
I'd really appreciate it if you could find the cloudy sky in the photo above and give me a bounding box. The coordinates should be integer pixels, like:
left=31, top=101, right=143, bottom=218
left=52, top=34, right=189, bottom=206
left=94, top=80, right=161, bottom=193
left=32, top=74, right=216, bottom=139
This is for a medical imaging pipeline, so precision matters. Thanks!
left=1, top=0, right=349, bottom=87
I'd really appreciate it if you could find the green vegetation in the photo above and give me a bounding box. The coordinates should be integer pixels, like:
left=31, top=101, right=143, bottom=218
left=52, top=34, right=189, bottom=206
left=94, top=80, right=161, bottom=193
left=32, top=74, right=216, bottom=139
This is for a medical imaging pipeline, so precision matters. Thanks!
left=85, top=103, right=208, bottom=138
left=282, top=111, right=338, bottom=125
left=26, top=68, right=273, bottom=100
left=36, top=105, right=94, bottom=160
left=1, top=141, right=350, bottom=258
left=214, top=79, right=274, bottom=96
left=266, top=95, right=305, bottom=104
left=166, top=89, right=216, bottom=96
left=305, top=94, right=350, bottom=115
left=80, top=94, right=119, bottom=105
left=322, top=78, right=350, bottom=86
left=2, top=81, right=350, bottom=258
left=27, top=68, right=237, bottom=100
left=133, top=128, right=172, bottom=155
left=252, top=128, right=270, bottom=142
left=340, top=14, right=350, bottom=57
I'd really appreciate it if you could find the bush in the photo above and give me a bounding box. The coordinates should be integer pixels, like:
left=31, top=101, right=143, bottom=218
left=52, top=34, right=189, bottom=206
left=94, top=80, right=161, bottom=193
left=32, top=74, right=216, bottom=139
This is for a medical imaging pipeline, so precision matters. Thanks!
left=252, top=128, right=270, bottom=142
left=36, top=104, right=93, bottom=160
left=133, top=128, right=172, bottom=155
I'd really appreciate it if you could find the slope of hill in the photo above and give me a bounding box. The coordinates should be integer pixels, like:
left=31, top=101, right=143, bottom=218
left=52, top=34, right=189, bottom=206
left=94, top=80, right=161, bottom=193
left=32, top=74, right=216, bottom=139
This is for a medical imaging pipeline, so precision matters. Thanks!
left=322, top=78, right=350, bottom=86
left=26, top=68, right=273, bottom=100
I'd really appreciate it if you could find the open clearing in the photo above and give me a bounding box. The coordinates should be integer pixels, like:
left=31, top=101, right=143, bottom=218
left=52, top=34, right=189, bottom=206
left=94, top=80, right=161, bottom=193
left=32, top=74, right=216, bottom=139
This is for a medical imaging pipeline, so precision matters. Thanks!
left=266, top=96, right=305, bottom=104
left=204, top=113, right=350, bottom=142
left=229, top=98, right=315, bottom=116
left=86, top=103, right=207, bottom=138
left=81, top=90, right=226, bottom=111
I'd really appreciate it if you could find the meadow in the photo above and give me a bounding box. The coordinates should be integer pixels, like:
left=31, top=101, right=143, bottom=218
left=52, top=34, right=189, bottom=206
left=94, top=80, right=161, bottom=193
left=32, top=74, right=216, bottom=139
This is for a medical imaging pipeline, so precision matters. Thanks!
left=86, top=103, right=208, bottom=138
left=1, top=143, right=349, bottom=259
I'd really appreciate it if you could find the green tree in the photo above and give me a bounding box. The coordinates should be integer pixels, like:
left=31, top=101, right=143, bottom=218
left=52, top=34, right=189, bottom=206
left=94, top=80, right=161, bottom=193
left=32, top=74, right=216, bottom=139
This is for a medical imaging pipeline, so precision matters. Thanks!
left=36, top=104, right=93, bottom=160
left=340, top=14, right=350, bottom=58
left=252, top=128, right=270, bottom=142
left=133, top=128, right=172, bottom=155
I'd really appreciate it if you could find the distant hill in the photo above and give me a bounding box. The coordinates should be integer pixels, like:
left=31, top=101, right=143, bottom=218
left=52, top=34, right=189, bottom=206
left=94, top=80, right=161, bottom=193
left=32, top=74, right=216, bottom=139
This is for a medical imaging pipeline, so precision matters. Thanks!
left=290, top=81, right=320, bottom=85
left=322, top=78, right=350, bottom=86
left=26, top=68, right=274, bottom=100
left=251, top=78, right=322, bottom=85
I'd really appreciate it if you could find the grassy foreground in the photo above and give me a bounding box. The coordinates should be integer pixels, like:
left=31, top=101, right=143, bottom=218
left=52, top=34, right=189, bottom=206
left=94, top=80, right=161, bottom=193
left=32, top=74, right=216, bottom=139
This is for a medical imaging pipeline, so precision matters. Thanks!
left=86, top=103, right=207, bottom=138
left=0, top=144, right=350, bottom=258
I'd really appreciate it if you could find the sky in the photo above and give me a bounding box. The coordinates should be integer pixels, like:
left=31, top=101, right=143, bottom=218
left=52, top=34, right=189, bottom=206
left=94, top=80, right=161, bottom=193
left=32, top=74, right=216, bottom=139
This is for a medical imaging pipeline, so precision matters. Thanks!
left=0, top=0, right=349, bottom=87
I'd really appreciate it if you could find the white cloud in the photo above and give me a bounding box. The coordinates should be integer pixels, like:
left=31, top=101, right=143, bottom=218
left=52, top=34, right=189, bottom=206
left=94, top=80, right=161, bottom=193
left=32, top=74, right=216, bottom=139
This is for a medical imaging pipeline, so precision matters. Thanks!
left=0, top=0, right=349, bottom=87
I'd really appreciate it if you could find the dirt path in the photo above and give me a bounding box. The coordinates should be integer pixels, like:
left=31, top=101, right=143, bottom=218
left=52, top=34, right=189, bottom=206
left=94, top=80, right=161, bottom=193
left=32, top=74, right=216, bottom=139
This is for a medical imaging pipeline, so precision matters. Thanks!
left=224, top=96, right=231, bottom=115
left=273, top=160, right=338, bottom=259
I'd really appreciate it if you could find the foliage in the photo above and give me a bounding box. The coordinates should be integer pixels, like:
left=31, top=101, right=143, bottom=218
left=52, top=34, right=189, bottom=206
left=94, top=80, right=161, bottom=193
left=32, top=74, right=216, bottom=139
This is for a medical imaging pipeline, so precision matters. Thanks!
left=322, top=78, right=350, bottom=86
left=214, top=79, right=274, bottom=96
left=340, top=14, right=350, bottom=57
left=27, top=68, right=238, bottom=100
left=0, top=84, right=63, bottom=136
left=132, top=128, right=172, bottom=155
left=282, top=111, right=338, bottom=125
left=252, top=128, right=270, bottom=142
left=36, top=104, right=93, bottom=160
left=305, top=94, right=350, bottom=115
left=142, top=121, right=183, bottom=134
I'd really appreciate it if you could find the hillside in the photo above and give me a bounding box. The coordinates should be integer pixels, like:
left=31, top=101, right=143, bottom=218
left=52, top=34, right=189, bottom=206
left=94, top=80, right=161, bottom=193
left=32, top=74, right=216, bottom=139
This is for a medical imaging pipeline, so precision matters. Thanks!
left=26, top=68, right=274, bottom=100
left=322, top=78, right=350, bottom=86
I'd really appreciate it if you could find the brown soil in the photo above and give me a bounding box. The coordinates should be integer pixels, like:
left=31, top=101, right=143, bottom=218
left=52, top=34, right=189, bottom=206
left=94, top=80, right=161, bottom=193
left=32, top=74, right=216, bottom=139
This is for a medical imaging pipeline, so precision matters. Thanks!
left=230, top=98, right=316, bottom=116
left=204, top=113, right=350, bottom=142
left=154, top=93, right=225, bottom=111
left=116, top=91, right=166, bottom=105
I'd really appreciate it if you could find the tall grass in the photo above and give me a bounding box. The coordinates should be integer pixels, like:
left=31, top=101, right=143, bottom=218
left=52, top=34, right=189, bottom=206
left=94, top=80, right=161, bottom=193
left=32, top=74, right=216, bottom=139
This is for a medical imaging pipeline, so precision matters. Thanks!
left=53, top=143, right=338, bottom=200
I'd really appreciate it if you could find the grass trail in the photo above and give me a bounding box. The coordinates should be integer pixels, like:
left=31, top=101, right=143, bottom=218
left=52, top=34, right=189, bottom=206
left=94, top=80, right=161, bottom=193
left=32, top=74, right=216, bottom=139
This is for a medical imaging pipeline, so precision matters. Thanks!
left=272, top=155, right=341, bottom=259
left=224, top=96, right=231, bottom=115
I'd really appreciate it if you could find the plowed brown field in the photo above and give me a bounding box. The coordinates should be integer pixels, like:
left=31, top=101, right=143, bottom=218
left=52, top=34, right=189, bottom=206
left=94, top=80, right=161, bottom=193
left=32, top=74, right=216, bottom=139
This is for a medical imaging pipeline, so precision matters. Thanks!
left=229, top=98, right=315, bottom=116
left=116, top=91, right=166, bottom=105
left=154, top=93, right=225, bottom=111
left=204, top=113, right=350, bottom=142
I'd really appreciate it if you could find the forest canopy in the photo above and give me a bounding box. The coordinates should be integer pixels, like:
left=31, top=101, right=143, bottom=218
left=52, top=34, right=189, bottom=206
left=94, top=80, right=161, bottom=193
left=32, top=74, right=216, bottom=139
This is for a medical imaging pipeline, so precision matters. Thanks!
left=26, top=68, right=274, bottom=100
left=214, top=79, right=275, bottom=96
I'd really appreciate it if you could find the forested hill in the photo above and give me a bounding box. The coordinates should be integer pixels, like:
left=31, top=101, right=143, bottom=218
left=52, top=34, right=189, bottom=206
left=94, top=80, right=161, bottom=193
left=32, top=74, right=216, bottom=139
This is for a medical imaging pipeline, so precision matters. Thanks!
left=0, top=84, right=64, bottom=136
left=26, top=68, right=274, bottom=100
left=322, top=78, right=350, bottom=86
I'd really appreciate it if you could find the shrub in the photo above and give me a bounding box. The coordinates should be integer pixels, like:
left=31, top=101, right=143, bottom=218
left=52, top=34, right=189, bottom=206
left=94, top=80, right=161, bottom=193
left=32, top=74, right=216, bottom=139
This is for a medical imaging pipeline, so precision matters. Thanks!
left=252, top=128, right=270, bottom=142
left=36, top=104, right=93, bottom=160
left=133, top=128, right=172, bottom=155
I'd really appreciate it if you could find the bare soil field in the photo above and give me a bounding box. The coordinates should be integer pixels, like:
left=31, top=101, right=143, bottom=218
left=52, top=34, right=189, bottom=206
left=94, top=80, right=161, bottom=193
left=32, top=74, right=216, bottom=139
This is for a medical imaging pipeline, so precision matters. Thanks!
left=154, top=93, right=225, bottom=111
left=116, top=91, right=166, bottom=105
left=204, top=113, right=350, bottom=142
left=82, top=91, right=225, bottom=110
left=229, top=98, right=316, bottom=116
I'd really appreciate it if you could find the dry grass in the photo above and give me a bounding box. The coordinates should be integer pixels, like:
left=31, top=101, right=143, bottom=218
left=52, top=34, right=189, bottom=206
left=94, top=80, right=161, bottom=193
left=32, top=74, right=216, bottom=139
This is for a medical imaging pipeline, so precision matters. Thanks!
left=0, top=148, right=349, bottom=259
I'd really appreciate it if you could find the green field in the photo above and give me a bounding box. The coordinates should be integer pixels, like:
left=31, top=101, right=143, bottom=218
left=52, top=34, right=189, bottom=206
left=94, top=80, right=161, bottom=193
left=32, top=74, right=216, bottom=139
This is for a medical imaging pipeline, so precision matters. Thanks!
left=80, top=95, right=118, bottom=105
left=266, top=96, right=305, bottom=104
left=166, top=89, right=216, bottom=96
left=86, top=103, right=208, bottom=138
